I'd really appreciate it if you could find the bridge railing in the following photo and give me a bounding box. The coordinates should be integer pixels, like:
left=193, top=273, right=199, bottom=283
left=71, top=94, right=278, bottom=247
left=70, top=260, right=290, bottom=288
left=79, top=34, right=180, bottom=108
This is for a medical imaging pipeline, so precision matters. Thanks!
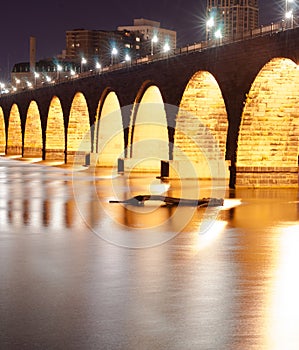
left=1, top=19, right=297, bottom=97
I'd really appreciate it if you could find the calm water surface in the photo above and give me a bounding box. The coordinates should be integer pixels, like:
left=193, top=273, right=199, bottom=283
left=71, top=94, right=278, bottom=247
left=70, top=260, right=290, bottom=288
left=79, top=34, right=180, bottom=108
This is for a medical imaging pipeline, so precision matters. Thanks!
left=0, top=157, right=299, bottom=350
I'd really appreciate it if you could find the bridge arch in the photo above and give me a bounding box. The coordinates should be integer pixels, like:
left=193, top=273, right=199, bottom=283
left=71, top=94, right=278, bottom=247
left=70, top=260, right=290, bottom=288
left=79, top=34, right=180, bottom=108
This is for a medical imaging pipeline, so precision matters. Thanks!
left=7, top=104, right=22, bottom=156
left=23, top=100, right=43, bottom=158
left=95, top=91, right=124, bottom=167
left=174, top=70, right=228, bottom=178
left=237, top=57, right=299, bottom=186
left=129, top=84, right=169, bottom=172
left=67, top=92, right=91, bottom=164
left=0, top=107, right=5, bottom=154
left=45, top=96, right=65, bottom=161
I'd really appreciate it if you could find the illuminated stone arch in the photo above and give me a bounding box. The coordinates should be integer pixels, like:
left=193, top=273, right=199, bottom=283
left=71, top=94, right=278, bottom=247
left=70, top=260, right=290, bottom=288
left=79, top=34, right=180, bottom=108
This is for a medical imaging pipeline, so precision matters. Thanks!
left=0, top=107, right=5, bottom=154
left=46, top=96, right=65, bottom=161
left=67, top=92, right=91, bottom=164
left=129, top=84, right=169, bottom=172
left=23, top=100, right=43, bottom=158
left=174, top=71, right=228, bottom=178
left=237, top=58, right=299, bottom=186
left=95, top=91, right=124, bottom=167
left=7, top=104, right=22, bottom=156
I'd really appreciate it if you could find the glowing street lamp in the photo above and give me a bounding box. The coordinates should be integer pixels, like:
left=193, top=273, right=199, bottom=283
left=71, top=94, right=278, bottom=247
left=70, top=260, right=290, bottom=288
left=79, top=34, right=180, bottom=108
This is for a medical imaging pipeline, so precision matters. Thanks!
left=95, top=62, right=101, bottom=72
left=163, top=42, right=170, bottom=53
left=285, top=0, right=295, bottom=28
left=206, top=17, right=214, bottom=40
left=34, top=72, right=40, bottom=87
left=111, top=47, right=118, bottom=65
left=151, top=34, right=158, bottom=55
left=125, top=54, right=131, bottom=63
left=215, top=29, right=223, bottom=39
left=81, top=57, right=87, bottom=73
left=0, top=82, right=5, bottom=94
left=57, top=64, right=62, bottom=81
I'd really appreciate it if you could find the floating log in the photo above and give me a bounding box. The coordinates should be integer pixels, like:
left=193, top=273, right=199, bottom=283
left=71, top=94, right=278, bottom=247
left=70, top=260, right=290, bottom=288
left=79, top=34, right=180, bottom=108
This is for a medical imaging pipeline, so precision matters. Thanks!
left=109, top=195, right=224, bottom=207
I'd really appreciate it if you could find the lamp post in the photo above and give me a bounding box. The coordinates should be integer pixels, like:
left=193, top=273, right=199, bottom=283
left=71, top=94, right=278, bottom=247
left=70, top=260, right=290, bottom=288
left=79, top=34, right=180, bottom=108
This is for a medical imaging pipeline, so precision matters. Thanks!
left=151, top=35, right=158, bottom=55
left=34, top=72, right=39, bottom=88
left=81, top=57, right=87, bottom=73
left=57, top=64, right=62, bottom=82
left=206, top=17, right=214, bottom=41
left=111, top=47, right=118, bottom=66
left=0, top=82, right=4, bottom=94
left=285, top=0, right=295, bottom=28
left=215, top=29, right=223, bottom=44
left=95, top=62, right=101, bottom=73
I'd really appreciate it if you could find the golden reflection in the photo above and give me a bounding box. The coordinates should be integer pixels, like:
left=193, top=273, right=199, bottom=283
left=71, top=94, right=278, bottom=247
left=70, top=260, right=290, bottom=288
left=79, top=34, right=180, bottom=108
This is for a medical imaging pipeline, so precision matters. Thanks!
left=267, top=224, right=299, bottom=350
left=195, top=220, right=227, bottom=251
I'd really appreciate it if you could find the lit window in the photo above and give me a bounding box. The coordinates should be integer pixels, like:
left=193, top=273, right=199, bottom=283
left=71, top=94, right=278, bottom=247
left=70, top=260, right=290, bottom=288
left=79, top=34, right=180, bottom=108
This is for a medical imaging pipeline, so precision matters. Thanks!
left=136, top=37, right=140, bottom=42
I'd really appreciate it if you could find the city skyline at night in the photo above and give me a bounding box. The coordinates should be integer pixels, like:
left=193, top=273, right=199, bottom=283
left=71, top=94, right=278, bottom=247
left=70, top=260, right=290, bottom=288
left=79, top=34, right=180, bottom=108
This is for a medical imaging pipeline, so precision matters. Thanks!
left=0, top=1, right=290, bottom=81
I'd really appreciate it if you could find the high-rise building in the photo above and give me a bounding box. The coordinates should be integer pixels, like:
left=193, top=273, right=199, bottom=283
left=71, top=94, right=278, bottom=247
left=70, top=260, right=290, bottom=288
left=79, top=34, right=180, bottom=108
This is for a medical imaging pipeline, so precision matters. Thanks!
left=65, top=28, right=146, bottom=68
left=206, top=0, right=259, bottom=40
left=118, top=18, right=177, bottom=55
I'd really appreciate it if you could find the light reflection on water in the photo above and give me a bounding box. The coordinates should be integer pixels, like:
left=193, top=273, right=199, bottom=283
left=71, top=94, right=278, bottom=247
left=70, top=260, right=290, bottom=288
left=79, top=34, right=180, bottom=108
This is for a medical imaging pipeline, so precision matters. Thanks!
left=1, top=158, right=299, bottom=349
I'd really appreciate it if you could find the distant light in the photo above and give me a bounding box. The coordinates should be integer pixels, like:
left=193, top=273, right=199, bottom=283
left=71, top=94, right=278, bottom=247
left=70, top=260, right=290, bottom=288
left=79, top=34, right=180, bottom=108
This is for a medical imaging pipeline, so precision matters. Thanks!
left=45, top=76, right=51, bottom=82
left=95, top=62, right=101, bottom=69
left=163, top=42, right=170, bottom=52
left=111, top=47, right=118, bottom=55
left=15, top=78, right=20, bottom=84
left=27, top=81, right=32, bottom=87
left=215, top=29, right=223, bottom=39
left=286, top=10, right=293, bottom=19
left=81, top=57, right=87, bottom=64
left=125, top=54, right=131, bottom=61
left=70, top=69, right=76, bottom=75
left=34, top=72, right=40, bottom=78
left=152, top=35, right=158, bottom=43
left=57, top=64, right=62, bottom=72
left=207, top=17, right=214, bottom=28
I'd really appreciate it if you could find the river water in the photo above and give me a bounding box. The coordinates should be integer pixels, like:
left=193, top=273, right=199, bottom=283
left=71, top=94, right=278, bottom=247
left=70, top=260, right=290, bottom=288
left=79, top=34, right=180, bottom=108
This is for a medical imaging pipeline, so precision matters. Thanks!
left=0, top=157, right=299, bottom=350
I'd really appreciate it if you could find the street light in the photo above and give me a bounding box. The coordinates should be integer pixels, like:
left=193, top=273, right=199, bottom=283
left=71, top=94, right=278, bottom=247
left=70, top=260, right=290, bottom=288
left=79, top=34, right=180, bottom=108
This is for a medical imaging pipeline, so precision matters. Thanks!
left=95, top=62, right=101, bottom=72
left=206, top=17, right=215, bottom=41
left=151, top=34, right=158, bottom=55
left=81, top=57, right=87, bottom=73
left=285, top=0, right=295, bottom=28
left=57, top=64, right=62, bottom=81
left=0, top=82, right=5, bottom=94
left=111, top=47, right=118, bottom=65
left=163, top=42, right=170, bottom=53
left=34, top=72, right=39, bottom=88
left=125, top=54, right=131, bottom=63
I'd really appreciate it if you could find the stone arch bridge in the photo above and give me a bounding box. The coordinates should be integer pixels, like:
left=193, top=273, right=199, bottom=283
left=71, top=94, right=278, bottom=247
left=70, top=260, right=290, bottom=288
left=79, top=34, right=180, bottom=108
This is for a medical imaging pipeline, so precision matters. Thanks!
left=1, top=26, right=299, bottom=188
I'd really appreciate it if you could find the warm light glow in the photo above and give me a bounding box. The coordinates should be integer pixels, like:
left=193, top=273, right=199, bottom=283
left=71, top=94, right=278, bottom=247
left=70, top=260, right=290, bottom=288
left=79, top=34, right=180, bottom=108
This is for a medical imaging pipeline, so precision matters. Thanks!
left=267, top=224, right=299, bottom=349
left=81, top=57, right=87, bottom=64
left=196, top=220, right=227, bottom=250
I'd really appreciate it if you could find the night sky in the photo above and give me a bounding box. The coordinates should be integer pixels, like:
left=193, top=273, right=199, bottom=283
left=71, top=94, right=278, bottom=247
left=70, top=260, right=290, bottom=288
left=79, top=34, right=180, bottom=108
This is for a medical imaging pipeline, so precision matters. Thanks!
left=0, top=0, right=280, bottom=81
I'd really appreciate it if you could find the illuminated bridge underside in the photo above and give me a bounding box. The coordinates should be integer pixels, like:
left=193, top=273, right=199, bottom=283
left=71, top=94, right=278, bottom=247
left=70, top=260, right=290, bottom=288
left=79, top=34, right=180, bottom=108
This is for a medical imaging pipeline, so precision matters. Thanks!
left=45, top=96, right=65, bottom=161
left=7, top=104, right=22, bottom=156
left=0, top=108, right=5, bottom=154
left=237, top=58, right=299, bottom=187
left=67, top=92, right=91, bottom=164
left=128, top=86, right=169, bottom=172
left=23, top=101, right=43, bottom=158
left=173, top=71, right=228, bottom=179
left=94, top=92, right=124, bottom=167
